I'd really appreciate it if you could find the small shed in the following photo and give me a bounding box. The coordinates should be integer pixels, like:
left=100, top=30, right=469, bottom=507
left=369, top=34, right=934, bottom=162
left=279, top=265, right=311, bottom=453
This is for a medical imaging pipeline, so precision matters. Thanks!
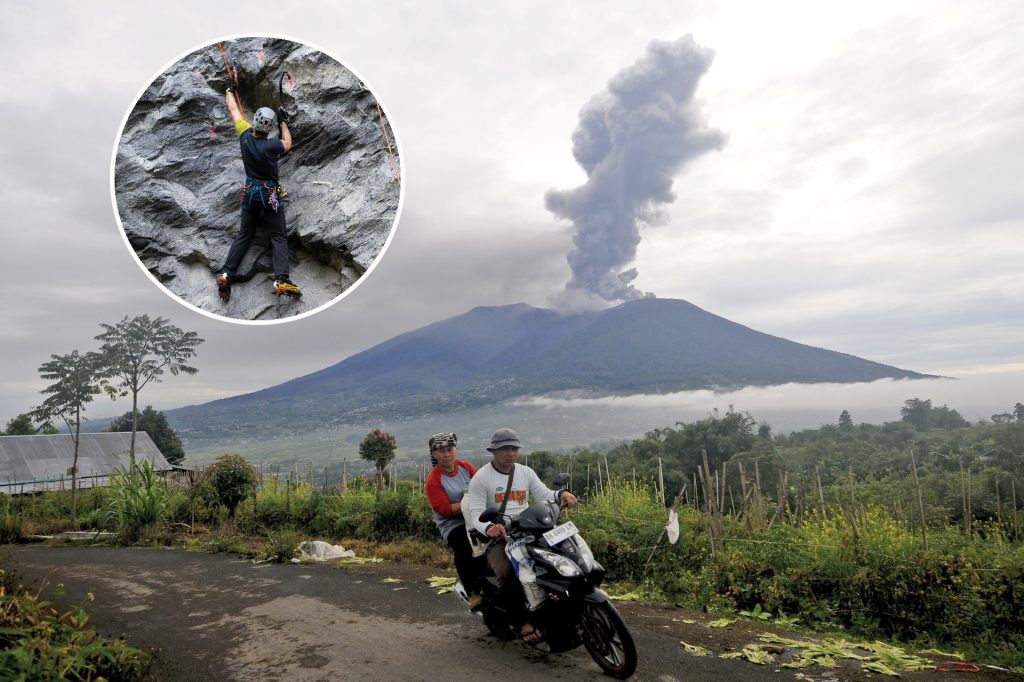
left=0, top=432, right=173, bottom=495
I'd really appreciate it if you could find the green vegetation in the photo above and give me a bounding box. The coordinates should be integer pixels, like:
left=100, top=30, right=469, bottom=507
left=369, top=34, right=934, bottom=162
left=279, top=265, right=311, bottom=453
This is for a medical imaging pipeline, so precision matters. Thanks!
left=95, top=314, right=203, bottom=463
left=0, top=566, right=149, bottom=680
left=108, top=459, right=170, bottom=542
left=201, top=454, right=258, bottom=518
left=359, top=429, right=397, bottom=493
left=4, top=413, right=58, bottom=435
left=3, top=397, right=1022, bottom=669
left=30, top=349, right=117, bottom=526
left=107, top=406, right=185, bottom=465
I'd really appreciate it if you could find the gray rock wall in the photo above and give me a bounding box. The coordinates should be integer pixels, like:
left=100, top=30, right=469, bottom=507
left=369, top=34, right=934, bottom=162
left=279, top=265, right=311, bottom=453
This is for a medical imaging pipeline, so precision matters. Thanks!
left=114, top=37, right=401, bottom=321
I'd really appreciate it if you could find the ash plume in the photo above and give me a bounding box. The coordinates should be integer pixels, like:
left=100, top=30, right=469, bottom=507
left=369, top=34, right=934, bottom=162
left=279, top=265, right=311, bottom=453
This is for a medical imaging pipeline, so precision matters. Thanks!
left=546, top=35, right=726, bottom=308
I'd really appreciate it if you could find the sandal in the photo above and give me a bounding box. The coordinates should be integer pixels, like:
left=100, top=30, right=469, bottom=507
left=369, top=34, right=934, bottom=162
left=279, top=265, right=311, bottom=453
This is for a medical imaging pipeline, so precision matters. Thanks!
left=519, top=623, right=543, bottom=644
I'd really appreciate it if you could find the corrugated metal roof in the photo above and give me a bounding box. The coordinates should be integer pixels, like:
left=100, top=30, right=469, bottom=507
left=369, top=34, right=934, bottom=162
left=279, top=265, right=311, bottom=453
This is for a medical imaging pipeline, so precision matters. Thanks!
left=0, top=432, right=172, bottom=494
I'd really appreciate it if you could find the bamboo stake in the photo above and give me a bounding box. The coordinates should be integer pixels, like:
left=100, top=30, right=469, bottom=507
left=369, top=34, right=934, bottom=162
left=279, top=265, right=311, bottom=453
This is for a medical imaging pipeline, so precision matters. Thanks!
left=1011, top=479, right=1019, bottom=541
left=657, top=458, right=666, bottom=506
left=847, top=465, right=856, bottom=511
left=738, top=462, right=751, bottom=531
left=909, top=449, right=928, bottom=550
left=960, top=460, right=969, bottom=537
left=815, top=464, right=827, bottom=519
left=720, top=461, right=727, bottom=512
left=994, top=475, right=1002, bottom=528
left=967, top=466, right=973, bottom=539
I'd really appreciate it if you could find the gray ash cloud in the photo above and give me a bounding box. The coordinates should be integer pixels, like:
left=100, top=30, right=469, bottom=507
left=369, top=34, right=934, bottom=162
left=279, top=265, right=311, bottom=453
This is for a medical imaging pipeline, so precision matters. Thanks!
left=546, top=35, right=727, bottom=307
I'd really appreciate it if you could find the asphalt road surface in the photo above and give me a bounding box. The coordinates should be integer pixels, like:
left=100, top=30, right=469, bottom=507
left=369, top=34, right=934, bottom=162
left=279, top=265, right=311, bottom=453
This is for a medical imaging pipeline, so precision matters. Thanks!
left=6, top=546, right=1018, bottom=681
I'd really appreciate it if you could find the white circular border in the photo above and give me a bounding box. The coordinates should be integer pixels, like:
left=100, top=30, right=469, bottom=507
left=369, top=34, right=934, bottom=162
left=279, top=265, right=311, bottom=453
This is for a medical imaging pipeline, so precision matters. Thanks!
left=109, top=32, right=405, bottom=326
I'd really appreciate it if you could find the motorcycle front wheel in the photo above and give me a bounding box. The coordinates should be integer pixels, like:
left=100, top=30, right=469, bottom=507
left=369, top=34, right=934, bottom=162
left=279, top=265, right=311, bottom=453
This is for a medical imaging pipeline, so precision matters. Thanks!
left=580, top=601, right=637, bottom=678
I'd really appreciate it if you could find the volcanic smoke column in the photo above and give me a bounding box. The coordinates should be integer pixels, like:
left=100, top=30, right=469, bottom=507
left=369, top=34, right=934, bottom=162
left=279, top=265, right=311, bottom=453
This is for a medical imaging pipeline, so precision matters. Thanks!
left=546, top=35, right=727, bottom=306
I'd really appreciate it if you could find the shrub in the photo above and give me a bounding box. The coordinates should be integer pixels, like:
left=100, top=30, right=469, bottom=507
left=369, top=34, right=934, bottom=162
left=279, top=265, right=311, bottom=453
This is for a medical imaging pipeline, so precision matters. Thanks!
left=107, top=459, right=169, bottom=541
left=0, top=568, right=150, bottom=679
left=202, top=454, right=258, bottom=517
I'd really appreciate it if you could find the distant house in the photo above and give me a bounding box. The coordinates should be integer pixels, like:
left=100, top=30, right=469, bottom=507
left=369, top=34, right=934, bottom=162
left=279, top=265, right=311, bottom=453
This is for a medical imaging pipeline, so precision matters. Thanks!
left=0, top=432, right=173, bottom=495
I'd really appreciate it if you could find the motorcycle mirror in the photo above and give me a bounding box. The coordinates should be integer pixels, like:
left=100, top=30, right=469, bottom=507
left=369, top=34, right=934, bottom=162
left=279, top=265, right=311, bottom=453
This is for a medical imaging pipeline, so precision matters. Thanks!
left=479, top=507, right=502, bottom=524
left=553, top=472, right=570, bottom=488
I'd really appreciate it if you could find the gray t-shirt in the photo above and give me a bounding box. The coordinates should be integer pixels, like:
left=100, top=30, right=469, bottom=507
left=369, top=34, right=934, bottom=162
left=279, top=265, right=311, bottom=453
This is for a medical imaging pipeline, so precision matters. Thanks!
left=464, top=462, right=561, bottom=536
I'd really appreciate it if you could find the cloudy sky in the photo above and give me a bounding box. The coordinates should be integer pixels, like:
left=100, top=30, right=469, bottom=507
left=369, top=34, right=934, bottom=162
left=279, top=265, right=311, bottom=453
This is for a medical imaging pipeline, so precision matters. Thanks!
left=2, top=1, right=1021, bottom=428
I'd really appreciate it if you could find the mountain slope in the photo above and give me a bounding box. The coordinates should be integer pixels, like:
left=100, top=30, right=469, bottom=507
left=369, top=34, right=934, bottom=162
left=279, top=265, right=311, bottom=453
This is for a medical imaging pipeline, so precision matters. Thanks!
left=167, top=299, right=932, bottom=436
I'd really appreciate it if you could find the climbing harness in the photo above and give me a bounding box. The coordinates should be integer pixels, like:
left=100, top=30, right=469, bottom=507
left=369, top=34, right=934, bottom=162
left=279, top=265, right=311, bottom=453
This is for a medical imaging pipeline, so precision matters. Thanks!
left=240, top=178, right=281, bottom=212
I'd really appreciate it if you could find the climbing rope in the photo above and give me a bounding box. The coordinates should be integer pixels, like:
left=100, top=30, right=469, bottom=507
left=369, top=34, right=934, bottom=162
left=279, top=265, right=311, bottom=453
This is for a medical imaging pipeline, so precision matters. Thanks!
left=375, top=101, right=401, bottom=185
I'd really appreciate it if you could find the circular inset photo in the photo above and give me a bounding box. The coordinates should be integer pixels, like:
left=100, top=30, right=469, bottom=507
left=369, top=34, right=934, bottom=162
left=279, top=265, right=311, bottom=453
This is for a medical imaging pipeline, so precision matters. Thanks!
left=112, top=35, right=403, bottom=323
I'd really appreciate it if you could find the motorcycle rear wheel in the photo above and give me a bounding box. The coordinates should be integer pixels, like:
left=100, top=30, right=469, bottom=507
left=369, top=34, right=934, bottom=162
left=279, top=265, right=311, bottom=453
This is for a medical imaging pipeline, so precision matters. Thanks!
left=580, top=601, right=637, bottom=679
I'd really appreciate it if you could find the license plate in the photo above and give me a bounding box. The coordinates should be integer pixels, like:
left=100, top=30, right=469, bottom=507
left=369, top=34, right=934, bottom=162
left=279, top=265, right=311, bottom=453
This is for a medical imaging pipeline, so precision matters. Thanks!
left=543, top=521, right=579, bottom=546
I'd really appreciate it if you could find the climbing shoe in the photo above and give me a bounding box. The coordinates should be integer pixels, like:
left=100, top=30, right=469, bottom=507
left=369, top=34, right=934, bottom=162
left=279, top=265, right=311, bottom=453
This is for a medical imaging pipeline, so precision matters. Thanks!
left=217, top=273, right=232, bottom=302
left=273, top=278, right=302, bottom=299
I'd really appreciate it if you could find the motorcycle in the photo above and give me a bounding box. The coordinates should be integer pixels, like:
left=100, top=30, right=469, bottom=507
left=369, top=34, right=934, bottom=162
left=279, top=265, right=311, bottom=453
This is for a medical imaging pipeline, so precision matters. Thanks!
left=455, top=474, right=638, bottom=679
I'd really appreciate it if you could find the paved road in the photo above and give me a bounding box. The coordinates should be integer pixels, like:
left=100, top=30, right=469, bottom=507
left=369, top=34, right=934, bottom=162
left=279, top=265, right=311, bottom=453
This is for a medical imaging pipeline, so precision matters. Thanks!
left=6, top=547, right=1017, bottom=681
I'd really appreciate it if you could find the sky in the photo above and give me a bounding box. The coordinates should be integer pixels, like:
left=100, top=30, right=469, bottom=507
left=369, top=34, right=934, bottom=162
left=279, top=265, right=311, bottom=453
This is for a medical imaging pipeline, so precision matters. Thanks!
left=1, top=1, right=1022, bottom=431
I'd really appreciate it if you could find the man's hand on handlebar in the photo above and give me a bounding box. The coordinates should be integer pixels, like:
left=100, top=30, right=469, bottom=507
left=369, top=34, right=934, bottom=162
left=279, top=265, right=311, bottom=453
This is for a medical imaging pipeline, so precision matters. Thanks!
left=486, top=523, right=508, bottom=538
left=560, top=491, right=578, bottom=507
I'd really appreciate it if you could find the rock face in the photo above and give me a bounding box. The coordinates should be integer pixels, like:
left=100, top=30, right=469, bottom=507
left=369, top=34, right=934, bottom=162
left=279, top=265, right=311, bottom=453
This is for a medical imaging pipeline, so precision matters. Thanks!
left=114, top=37, right=401, bottom=321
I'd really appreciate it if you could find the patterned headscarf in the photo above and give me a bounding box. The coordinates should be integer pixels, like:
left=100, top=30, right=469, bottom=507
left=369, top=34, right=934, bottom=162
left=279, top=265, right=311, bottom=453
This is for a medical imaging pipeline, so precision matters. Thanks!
left=428, top=432, right=458, bottom=452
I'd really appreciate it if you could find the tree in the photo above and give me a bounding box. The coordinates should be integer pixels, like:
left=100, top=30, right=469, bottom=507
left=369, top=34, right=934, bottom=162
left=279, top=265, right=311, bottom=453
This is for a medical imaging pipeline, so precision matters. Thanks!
left=838, top=410, right=854, bottom=431
left=900, top=398, right=968, bottom=430
left=900, top=398, right=933, bottom=430
left=202, top=454, right=258, bottom=518
left=31, top=350, right=114, bottom=525
left=95, top=315, right=203, bottom=463
left=107, top=406, right=185, bottom=465
left=3, top=413, right=56, bottom=435
left=359, top=429, right=397, bottom=493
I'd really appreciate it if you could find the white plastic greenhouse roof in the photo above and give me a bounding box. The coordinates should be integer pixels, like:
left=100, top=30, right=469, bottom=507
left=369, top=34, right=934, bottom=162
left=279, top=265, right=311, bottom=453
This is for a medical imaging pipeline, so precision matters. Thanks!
left=0, top=432, right=171, bottom=494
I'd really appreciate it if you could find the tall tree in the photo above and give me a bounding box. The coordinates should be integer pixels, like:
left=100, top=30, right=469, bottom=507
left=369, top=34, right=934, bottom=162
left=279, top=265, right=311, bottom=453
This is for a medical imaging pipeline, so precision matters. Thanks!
left=31, top=350, right=114, bottom=524
left=107, top=405, right=186, bottom=465
left=359, top=429, right=397, bottom=494
left=838, top=410, right=854, bottom=431
left=95, top=315, right=203, bottom=463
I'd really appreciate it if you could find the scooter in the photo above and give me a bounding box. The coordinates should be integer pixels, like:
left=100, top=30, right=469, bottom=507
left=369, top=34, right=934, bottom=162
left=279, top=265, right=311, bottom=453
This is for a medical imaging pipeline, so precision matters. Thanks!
left=455, top=474, right=638, bottom=679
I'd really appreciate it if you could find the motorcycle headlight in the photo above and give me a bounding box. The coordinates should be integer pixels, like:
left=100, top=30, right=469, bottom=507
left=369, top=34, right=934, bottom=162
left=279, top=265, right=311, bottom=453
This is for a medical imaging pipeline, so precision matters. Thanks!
left=533, top=548, right=582, bottom=577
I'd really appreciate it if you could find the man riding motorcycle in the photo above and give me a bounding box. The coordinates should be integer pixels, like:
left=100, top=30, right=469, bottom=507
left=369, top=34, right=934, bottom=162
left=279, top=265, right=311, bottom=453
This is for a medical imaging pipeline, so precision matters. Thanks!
left=464, top=427, right=577, bottom=643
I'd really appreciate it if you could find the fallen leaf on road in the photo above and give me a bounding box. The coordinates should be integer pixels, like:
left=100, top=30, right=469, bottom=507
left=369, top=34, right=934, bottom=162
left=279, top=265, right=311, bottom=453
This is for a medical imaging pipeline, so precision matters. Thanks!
left=679, top=641, right=710, bottom=656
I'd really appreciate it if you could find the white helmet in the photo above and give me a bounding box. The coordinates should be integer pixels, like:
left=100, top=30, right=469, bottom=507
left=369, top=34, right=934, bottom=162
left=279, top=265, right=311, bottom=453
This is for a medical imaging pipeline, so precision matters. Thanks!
left=252, top=107, right=277, bottom=134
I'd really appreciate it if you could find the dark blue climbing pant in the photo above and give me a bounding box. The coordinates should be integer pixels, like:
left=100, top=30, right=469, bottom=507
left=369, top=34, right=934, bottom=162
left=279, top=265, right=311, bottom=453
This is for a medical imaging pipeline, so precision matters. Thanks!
left=221, top=203, right=289, bottom=280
